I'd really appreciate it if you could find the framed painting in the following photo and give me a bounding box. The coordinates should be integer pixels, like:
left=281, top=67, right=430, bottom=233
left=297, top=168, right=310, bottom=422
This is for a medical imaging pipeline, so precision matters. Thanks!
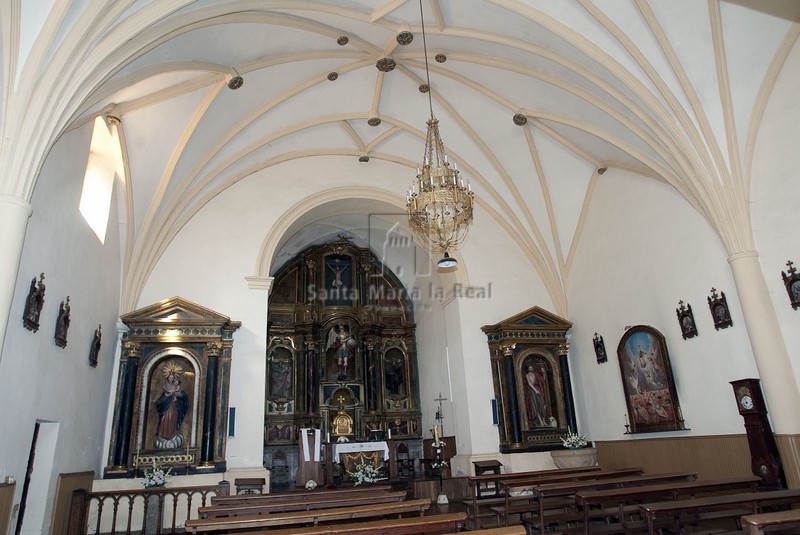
left=617, top=325, right=686, bottom=433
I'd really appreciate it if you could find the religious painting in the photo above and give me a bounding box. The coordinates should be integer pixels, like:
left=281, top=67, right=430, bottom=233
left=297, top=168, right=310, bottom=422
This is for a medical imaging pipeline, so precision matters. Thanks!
left=146, top=357, right=195, bottom=450
left=593, top=332, right=608, bottom=363
left=676, top=301, right=698, bottom=340
left=519, top=353, right=559, bottom=430
left=781, top=260, right=800, bottom=310
left=707, top=288, right=733, bottom=330
left=617, top=325, right=685, bottom=433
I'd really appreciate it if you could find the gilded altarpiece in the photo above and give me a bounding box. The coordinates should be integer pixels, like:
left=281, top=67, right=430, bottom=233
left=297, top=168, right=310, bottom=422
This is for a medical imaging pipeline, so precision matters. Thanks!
left=265, top=240, right=421, bottom=482
left=105, top=297, right=240, bottom=477
left=482, top=307, right=576, bottom=453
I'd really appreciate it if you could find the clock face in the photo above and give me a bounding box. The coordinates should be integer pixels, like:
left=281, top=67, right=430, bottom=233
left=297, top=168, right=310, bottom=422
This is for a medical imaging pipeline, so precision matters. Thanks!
left=740, top=395, right=754, bottom=410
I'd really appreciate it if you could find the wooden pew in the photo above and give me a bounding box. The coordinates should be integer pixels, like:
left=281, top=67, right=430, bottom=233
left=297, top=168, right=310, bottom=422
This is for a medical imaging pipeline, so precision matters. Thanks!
left=184, top=497, right=431, bottom=534
left=199, top=489, right=408, bottom=518
left=574, top=475, right=760, bottom=535
left=496, top=468, right=654, bottom=527
left=639, top=489, right=800, bottom=535
left=211, top=484, right=392, bottom=506
left=464, top=466, right=600, bottom=529
left=741, top=508, right=800, bottom=535
left=512, top=471, right=697, bottom=533
left=225, top=511, right=466, bottom=535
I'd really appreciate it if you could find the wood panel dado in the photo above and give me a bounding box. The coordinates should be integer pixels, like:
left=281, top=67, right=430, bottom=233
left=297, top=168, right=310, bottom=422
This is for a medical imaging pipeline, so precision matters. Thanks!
left=597, top=434, right=751, bottom=480
left=776, top=434, right=800, bottom=489
left=0, top=481, right=16, bottom=535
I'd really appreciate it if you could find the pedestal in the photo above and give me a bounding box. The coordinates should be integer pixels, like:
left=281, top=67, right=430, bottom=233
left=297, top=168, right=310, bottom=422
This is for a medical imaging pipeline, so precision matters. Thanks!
left=550, top=447, right=598, bottom=469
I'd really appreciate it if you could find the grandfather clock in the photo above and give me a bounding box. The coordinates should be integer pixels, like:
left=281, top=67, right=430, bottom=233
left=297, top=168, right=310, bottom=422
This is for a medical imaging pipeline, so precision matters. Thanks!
left=730, top=378, right=786, bottom=489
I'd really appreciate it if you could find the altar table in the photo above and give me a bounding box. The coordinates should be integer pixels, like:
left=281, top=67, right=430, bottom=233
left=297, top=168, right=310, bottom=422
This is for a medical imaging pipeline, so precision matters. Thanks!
left=332, top=441, right=390, bottom=463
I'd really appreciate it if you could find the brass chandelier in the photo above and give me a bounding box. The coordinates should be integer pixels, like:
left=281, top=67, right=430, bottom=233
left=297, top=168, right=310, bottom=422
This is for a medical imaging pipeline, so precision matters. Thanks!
left=406, top=1, right=474, bottom=269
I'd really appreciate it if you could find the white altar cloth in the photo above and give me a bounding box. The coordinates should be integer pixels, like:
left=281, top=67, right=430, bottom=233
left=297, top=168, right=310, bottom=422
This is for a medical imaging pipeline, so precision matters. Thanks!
left=333, top=441, right=390, bottom=463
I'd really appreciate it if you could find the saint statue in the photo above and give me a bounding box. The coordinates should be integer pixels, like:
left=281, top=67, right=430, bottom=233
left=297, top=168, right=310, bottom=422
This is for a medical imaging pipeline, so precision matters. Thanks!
left=154, top=362, right=190, bottom=449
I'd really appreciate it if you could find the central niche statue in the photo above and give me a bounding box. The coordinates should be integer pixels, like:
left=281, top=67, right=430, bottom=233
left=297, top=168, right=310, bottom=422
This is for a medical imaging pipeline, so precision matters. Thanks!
left=326, top=324, right=356, bottom=379
left=154, top=362, right=190, bottom=449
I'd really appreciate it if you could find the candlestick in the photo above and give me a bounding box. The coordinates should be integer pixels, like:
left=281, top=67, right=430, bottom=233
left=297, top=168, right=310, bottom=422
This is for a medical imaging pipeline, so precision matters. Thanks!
left=387, top=428, right=391, bottom=439
left=624, top=413, right=629, bottom=426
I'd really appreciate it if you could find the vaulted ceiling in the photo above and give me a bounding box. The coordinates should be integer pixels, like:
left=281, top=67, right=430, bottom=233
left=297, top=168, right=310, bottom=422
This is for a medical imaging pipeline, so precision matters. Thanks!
left=2, top=0, right=798, bottom=312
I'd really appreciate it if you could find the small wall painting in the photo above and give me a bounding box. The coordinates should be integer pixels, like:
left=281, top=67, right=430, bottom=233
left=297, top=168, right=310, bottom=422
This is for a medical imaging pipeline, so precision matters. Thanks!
left=707, top=288, right=733, bottom=330
left=593, top=332, right=608, bottom=363
left=676, top=300, right=698, bottom=340
left=782, top=260, right=800, bottom=310
left=617, top=325, right=686, bottom=433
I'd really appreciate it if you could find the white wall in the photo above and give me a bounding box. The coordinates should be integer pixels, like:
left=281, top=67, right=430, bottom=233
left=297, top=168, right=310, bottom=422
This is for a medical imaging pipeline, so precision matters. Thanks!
left=0, top=124, right=122, bottom=527
left=568, top=168, right=761, bottom=443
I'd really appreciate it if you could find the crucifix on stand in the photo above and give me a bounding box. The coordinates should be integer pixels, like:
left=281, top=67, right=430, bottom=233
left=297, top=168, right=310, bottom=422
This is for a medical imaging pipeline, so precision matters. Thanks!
left=432, top=392, right=449, bottom=504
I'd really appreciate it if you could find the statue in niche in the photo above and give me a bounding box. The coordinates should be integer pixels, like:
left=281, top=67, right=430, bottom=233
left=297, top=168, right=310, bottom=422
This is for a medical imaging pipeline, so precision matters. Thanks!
left=384, top=352, right=406, bottom=396
left=23, top=273, right=46, bottom=332
left=270, top=360, right=292, bottom=399
left=154, top=362, right=190, bottom=449
left=326, top=324, right=356, bottom=380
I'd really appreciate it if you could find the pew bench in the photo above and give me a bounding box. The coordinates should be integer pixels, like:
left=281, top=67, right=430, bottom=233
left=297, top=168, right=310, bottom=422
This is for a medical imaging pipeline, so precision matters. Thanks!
left=211, top=484, right=392, bottom=506
left=640, top=489, right=800, bottom=535
left=463, top=466, right=642, bottom=529
left=199, top=489, right=408, bottom=518
left=501, top=471, right=696, bottom=531
left=227, top=511, right=466, bottom=535
left=465, top=467, right=601, bottom=530
left=573, top=475, right=761, bottom=535
left=184, top=497, right=431, bottom=533
left=741, top=508, right=800, bottom=535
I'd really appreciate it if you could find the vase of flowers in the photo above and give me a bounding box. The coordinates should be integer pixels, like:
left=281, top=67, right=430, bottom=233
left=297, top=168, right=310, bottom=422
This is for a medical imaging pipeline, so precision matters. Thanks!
left=142, top=459, right=173, bottom=488
left=346, top=461, right=387, bottom=486
left=550, top=430, right=598, bottom=468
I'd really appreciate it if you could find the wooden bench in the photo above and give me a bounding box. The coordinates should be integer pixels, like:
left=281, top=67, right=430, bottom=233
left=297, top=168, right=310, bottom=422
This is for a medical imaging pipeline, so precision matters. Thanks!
left=199, top=489, right=408, bottom=518
left=640, top=489, right=800, bottom=535
left=184, top=497, right=431, bottom=533
left=742, top=508, right=800, bottom=535
left=224, top=511, right=466, bottom=534
left=496, top=468, right=655, bottom=528
left=510, top=471, right=697, bottom=533
left=573, top=475, right=761, bottom=535
left=464, top=467, right=601, bottom=529
left=211, top=484, right=392, bottom=506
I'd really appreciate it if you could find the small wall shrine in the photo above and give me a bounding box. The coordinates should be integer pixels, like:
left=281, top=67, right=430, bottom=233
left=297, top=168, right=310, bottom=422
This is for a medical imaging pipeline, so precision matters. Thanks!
left=482, top=307, right=576, bottom=453
left=265, top=239, right=421, bottom=484
left=105, top=297, right=240, bottom=477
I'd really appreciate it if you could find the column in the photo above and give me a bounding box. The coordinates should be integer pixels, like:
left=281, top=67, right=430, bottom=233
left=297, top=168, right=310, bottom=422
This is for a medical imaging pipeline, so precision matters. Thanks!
left=0, top=195, right=32, bottom=364
left=112, top=341, right=140, bottom=467
left=502, top=344, right=522, bottom=447
left=729, top=251, right=800, bottom=488
left=558, top=343, right=577, bottom=433
left=305, top=339, right=317, bottom=413
left=201, top=341, right=221, bottom=465
left=728, top=251, right=800, bottom=433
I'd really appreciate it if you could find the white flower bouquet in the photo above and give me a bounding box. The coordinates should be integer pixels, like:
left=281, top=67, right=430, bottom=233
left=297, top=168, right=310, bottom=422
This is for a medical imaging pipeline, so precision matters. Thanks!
left=560, top=429, right=589, bottom=449
left=142, top=460, right=173, bottom=488
left=346, top=461, right=387, bottom=486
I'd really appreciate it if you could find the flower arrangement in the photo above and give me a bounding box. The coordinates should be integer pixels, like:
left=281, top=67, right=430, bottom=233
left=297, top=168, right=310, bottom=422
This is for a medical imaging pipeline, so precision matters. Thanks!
left=141, top=460, right=172, bottom=488
left=560, top=429, right=589, bottom=449
left=431, top=439, right=448, bottom=471
left=305, top=479, right=317, bottom=490
left=346, top=461, right=387, bottom=486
